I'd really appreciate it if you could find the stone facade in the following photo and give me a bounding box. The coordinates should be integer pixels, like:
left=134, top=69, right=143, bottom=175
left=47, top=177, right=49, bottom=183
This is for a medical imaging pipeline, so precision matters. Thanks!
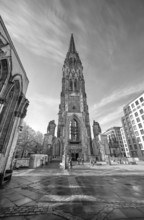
left=103, top=127, right=125, bottom=157
left=57, top=34, right=92, bottom=164
left=92, top=121, right=110, bottom=161
left=0, top=17, right=29, bottom=184
left=43, top=120, right=63, bottom=160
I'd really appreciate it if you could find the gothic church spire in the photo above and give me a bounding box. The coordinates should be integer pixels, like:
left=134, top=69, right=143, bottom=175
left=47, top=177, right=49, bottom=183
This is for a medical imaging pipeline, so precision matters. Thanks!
left=68, top=34, right=76, bottom=53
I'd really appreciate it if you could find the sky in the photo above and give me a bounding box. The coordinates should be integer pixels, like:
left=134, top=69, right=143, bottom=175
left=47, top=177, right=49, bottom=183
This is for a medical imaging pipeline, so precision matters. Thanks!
left=0, top=0, right=144, bottom=136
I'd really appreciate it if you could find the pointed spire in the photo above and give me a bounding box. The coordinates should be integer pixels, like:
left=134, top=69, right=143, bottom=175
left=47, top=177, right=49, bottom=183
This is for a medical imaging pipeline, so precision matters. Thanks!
left=68, top=34, right=76, bottom=53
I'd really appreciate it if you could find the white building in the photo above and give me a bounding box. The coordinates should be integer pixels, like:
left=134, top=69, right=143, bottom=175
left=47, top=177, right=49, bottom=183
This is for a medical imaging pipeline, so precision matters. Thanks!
left=120, top=127, right=130, bottom=157
left=121, top=92, right=144, bottom=159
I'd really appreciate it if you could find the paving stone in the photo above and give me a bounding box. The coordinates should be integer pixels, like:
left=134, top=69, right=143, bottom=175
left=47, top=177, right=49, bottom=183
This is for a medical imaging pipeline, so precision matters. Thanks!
left=0, top=198, right=14, bottom=207
left=14, top=198, right=33, bottom=206
left=2, top=161, right=144, bottom=220
left=120, top=208, right=144, bottom=218
left=107, top=209, right=128, bottom=219
left=137, top=207, right=144, bottom=214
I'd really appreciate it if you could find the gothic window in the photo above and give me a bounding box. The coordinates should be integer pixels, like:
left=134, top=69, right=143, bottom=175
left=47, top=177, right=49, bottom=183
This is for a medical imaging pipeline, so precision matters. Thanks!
left=69, top=79, right=73, bottom=91
left=0, top=59, right=8, bottom=91
left=0, top=80, right=20, bottom=153
left=69, top=118, right=79, bottom=141
left=0, top=61, right=1, bottom=78
left=74, top=79, right=77, bottom=91
left=0, top=39, right=4, bottom=47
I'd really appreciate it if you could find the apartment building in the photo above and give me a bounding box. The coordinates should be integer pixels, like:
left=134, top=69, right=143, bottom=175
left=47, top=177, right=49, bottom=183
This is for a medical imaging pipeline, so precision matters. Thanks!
left=121, top=92, right=144, bottom=159
left=103, top=127, right=125, bottom=157
left=120, top=127, right=130, bottom=157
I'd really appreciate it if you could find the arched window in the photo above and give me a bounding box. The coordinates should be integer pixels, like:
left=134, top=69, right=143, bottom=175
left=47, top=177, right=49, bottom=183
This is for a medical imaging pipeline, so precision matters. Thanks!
left=0, top=61, right=2, bottom=77
left=69, top=118, right=79, bottom=142
left=69, top=79, right=73, bottom=91
left=0, top=80, right=20, bottom=153
left=74, top=79, right=77, bottom=91
left=0, top=59, right=9, bottom=91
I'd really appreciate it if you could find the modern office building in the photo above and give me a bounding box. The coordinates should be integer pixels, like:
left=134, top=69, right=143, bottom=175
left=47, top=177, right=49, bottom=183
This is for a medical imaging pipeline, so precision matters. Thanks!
left=121, top=92, right=144, bottom=159
left=103, top=127, right=125, bottom=157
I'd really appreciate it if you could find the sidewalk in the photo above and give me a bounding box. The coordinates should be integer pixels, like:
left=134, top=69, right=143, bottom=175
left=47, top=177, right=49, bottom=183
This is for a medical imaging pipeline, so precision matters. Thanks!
left=1, top=160, right=144, bottom=219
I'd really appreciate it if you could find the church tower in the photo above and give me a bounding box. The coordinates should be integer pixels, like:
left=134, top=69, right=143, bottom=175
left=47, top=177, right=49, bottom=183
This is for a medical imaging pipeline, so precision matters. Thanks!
left=57, top=34, right=92, bottom=161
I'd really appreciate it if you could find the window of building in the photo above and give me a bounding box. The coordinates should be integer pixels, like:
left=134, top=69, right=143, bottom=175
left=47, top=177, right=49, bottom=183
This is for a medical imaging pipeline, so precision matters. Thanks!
left=135, top=112, right=138, bottom=117
left=140, top=109, right=144, bottom=114
left=135, top=100, right=139, bottom=105
left=134, top=144, right=137, bottom=149
left=133, top=125, right=137, bottom=130
left=142, top=115, right=144, bottom=120
left=136, top=117, right=140, bottom=123
left=142, top=136, right=144, bottom=141
left=132, top=138, right=136, bottom=143
left=127, top=118, right=130, bottom=123
left=127, top=152, right=130, bottom=156
left=138, top=123, right=142, bottom=129
left=131, top=103, right=135, bottom=108
left=128, top=122, right=131, bottom=127
left=130, top=115, right=133, bottom=119
left=135, top=131, right=139, bottom=136
left=140, top=97, right=144, bottom=102
left=69, top=118, right=79, bottom=142
left=123, top=119, right=126, bottom=124
left=129, top=145, right=133, bottom=150
left=141, top=150, right=144, bottom=155
left=128, top=139, right=131, bottom=144
left=131, top=151, right=138, bottom=157
left=132, top=120, right=135, bottom=124
left=125, top=148, right=128, bottom=151
left=139, top=143, right=143, bottom=149
left=137, top=137, right=141, bottom=142
left=140, top=129, right=144, bottom=135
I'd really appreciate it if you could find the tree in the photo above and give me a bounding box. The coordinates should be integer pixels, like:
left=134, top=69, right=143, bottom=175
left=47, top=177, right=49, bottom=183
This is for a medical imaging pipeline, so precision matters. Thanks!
left=15, top=121, right=44, bottom=158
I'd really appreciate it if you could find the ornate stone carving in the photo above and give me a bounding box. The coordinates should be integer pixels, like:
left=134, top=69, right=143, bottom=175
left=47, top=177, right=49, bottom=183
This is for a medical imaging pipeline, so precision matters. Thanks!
left=0, top=33, right=11, bottom=59
left=93, top=121, right=101, bottom=138
left=47, top=120, right=56, bottom=136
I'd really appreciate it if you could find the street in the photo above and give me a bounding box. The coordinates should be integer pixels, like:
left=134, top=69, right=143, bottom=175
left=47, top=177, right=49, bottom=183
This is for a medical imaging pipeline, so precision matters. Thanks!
left=0, top=159, right=144, bottom=220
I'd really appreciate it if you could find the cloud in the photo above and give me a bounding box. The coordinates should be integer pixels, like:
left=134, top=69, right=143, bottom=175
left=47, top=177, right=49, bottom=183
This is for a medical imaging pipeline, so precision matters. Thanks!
left=30, top=94, right=59, bottom=106
left=90, top=82, right=144, bottom=133
left=0, top=0, right=67, bottom=62
left=24, top=93, right=59, bottom=133
left=90, top=82, right=144, bottom=114
left=98, top=106, right=123, bottom=125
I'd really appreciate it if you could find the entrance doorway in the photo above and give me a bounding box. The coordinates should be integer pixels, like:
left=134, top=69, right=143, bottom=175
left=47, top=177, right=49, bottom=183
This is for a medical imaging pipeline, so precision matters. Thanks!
left=71, top=153, right=79, bottom=161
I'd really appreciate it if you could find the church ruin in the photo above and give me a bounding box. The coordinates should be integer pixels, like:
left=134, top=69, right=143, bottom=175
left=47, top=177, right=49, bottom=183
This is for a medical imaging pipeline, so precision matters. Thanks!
left=0, top=17, right=29, bottom=184
left=57, top=34, right=92, bottom=162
